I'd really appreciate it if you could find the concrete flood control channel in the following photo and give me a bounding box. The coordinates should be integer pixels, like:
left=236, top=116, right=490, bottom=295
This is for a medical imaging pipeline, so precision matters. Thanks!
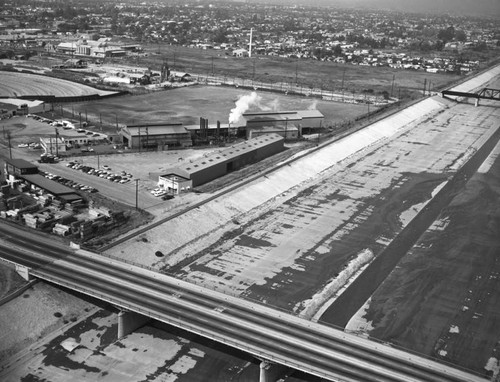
left=322, top=125, right=500, bottom=328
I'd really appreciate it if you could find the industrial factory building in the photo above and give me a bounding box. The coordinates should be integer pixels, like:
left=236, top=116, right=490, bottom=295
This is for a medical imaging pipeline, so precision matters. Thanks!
left=242, top=109, right=324, bottom=139
left=158, top=133, right=284, bottom=191
left=120, top=124, right=192, bottom=149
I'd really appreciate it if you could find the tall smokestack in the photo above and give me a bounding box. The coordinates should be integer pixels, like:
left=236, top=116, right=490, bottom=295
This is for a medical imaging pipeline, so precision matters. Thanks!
left=217, top=120, right=220, bottom=138
left=249, top=28, right=253, bottom=58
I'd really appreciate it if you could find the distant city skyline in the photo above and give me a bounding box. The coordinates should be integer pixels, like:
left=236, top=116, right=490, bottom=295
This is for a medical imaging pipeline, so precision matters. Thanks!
left=234, top=0, right=500, bottom=18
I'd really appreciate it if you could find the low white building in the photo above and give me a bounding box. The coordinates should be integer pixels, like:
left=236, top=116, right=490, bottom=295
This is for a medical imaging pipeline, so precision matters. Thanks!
left=157, top=174, right=192, bottom=194
left=232, top=48, right=249, bottom=58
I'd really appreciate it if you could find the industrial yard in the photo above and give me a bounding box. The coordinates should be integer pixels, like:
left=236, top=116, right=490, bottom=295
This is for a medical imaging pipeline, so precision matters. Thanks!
left=0, top=60, right=499, bottom=381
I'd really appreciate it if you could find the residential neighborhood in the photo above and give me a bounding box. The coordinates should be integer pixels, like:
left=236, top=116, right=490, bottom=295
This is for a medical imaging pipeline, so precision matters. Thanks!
left=0, top=0, right=498, bottom=74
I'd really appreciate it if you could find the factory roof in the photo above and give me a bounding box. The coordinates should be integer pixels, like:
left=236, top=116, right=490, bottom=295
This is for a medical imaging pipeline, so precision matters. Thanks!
left=184, top=123, right=230, bottom=131
left=165, top=133, right=284, bottom=176
left=243, top=111, right=298, bottom=117
left=5, top=158, right=38, bottom=170
left=297, top=109, right=324, bottom=118
left=22, top=174, right=81, bottom=198
left=242, top=110, right=323, bottom=125
left=124, top=124, right=187, bottom=136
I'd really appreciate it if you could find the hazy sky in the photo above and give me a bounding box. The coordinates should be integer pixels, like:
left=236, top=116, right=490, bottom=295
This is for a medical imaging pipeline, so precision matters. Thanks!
left=255, top=0, right=500, bottom=18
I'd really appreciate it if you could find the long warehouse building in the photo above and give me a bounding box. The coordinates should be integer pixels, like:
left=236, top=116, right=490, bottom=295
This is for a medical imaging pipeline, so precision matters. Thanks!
left=158, top=133, right=284, bottom=191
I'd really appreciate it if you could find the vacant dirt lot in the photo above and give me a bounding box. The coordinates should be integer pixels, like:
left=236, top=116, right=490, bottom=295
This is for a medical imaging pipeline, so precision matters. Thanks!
left=70, top=85, right=371, bottom=128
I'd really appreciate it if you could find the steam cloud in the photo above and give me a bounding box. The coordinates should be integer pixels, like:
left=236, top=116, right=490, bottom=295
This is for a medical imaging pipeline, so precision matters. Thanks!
left=228, top=92, right=282, bottom=125
left=229, top=91, right=262, bottom=125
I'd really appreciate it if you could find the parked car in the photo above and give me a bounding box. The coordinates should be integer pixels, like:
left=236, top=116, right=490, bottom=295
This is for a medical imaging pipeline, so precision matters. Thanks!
left=152, top=189, right=167, bottom=197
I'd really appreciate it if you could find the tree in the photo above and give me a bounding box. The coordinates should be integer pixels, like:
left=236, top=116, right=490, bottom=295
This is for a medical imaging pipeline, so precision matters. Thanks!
left=455, top=30, right=467, bottom=42
left=213, top=29, right=228, bottom=44
left=437, top=26, right=455, bottom=43
left=333, top=44, right=342, bottom=56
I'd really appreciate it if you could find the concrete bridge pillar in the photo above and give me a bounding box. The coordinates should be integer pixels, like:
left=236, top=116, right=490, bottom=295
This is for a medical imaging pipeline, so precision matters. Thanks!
left=475, top=98, right=480, bottom=107
left=117, top=310, right=150, bottom=339
left=259, top=360, right=287, bottom=382
left=15, top=264, right=32, bottom=281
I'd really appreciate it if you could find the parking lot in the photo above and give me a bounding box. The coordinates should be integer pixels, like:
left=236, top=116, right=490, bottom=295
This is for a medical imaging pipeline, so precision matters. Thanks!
left=36, top=148, right=215, bottom=216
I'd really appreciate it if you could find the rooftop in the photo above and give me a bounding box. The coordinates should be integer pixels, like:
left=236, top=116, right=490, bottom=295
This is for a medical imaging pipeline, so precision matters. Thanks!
left=125, top=124, right=186, bottom=136
left=5, top=158, right=38, bottom=170
left=168, top=133, right=284, bottom=175
left=22, top=174, right=80, bottom=197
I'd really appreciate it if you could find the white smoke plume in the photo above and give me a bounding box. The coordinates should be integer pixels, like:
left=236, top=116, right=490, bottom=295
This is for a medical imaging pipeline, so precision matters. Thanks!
left=229, top=91, right=262, bottom=125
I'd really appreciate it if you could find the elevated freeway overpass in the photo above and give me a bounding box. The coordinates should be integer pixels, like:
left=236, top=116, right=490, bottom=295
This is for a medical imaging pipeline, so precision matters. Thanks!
left=0, top=223, right=487, bottom=382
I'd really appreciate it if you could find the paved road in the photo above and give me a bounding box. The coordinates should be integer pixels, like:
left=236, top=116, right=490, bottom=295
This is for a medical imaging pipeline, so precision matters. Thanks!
left=0, top=223, right=486, bottom=382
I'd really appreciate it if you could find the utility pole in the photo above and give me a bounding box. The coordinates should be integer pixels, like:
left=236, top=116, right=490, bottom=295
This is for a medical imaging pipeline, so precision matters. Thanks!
left=341, top=67, right=346, bottom=92
left=252, top=58, right=255, bottom=85
left=317, top=121, right=322, bottom=146
left=423, top=78, right=427, bottom=97
left=135, top=179, right=139, bottom=210
left=7, top=132, right=12, bottom=159
left=138, top=127, right=141, bottom=152
left=284, top=118, right=288, bottom=140
left=55, top=128, right=59, bottom=157
left=391, top=74, right=395, bottom=98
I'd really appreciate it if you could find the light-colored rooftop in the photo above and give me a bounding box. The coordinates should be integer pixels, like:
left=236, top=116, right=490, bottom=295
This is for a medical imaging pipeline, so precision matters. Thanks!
left=171, top=133, right=284, bottom=175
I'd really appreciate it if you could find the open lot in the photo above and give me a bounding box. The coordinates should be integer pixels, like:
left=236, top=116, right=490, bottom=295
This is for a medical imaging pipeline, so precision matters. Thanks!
left=115, top=42, right=463, bottom=96
left=70, top=85, right=371, bottom=128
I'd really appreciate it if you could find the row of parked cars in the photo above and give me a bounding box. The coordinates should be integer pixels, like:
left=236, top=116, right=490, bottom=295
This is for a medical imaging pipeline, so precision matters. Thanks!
left=41, top=171, right=98, bottom=193
left=66, top=162, right=133, bottom=184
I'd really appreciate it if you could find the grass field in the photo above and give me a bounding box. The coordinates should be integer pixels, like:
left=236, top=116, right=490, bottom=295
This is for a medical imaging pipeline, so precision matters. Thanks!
left=120, top=43, right=463, bottom=96
left=70, top=85, right=371, bottom=128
